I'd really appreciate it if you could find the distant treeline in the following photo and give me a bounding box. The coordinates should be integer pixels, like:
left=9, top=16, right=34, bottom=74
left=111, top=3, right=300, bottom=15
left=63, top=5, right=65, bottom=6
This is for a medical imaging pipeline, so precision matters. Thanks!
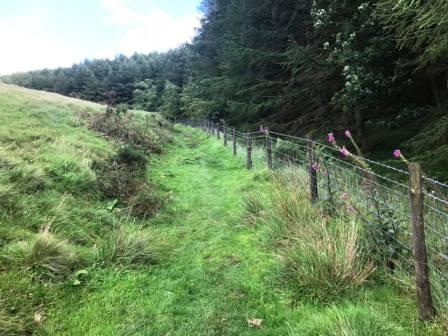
left=2, top=0, right=448, bottom=176
left=1, top=48, right=191, bottom=114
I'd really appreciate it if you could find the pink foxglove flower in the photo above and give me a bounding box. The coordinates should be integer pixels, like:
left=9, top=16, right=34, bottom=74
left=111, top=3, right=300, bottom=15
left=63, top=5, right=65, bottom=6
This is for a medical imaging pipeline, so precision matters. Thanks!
left=340, top=146, right=350, bottom=157
left=328, top=132, right=335, bottom=143
left=259, top=125, right=269, bottom=135
left=344, top=130, right=352, bottom=138
left=393, top=149, right=401, bottom=159
left=311, top=162, right=321, bottom=172
left=345, top=204, right=355, bottom=213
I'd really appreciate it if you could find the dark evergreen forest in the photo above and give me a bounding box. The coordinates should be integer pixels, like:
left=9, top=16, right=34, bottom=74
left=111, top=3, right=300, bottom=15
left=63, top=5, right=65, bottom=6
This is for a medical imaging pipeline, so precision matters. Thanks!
left=2, top=0, right=448, bottom=176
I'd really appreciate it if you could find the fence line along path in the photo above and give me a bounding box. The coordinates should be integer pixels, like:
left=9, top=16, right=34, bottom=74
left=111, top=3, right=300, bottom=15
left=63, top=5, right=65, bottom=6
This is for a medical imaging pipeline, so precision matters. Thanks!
left=179, top=118, right=448, bottom=321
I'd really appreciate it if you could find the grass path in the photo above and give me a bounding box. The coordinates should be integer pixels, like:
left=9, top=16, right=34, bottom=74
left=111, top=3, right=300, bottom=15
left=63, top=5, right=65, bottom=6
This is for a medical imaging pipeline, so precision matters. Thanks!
left=43, top=127, right=431, bottom=335
left=44, top=127, right=297, bottom=335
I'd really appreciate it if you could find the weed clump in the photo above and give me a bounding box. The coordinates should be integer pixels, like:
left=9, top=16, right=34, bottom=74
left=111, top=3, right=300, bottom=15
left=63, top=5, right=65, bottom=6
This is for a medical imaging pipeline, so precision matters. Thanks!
left=96, top=226, right=160, bottom=267
left=281, top=217, right=374, bottom=301
left=0, top=309, right=25, bottom=336
left=128, top=184, right=162, bottom=219
left=95, top=146, right=162, bottom=219
left=8, top=166, right=47, bottom=192
left=255, top=167, right=374, bottom=301
left=79, top=107, right=172, bottom=154
left=6, top=227, right=80, bottom=281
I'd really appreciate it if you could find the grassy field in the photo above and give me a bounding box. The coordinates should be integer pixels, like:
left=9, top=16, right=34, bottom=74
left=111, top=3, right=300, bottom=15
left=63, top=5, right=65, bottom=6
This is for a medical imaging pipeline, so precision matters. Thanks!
left=0, top=84, right=445, bottom=335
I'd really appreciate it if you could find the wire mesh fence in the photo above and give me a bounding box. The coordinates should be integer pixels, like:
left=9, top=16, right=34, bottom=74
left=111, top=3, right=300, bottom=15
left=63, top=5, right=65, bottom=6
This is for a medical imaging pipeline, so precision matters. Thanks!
left=179, top=118, right=447, bottom=319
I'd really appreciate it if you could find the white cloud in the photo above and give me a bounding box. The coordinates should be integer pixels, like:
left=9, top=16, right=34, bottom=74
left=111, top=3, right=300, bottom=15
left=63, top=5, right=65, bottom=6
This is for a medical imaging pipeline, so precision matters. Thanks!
left=0, top=1, right=201, bottom=75
left=0, top=11, right=81, bottom=75
left=101, top=0, right=135, bottom=25
left=101, top=0, right=201, bottom=55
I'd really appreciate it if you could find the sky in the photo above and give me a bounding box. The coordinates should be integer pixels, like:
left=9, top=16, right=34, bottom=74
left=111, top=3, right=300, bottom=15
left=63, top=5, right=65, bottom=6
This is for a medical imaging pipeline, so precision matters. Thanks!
left=0, top=0, right=202, bottom=75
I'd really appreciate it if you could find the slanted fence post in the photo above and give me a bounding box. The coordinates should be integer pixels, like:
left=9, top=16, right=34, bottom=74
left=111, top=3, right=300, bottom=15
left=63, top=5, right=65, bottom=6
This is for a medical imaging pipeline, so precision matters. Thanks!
left=224, top=127, right=228, bottom=146
left=409, top=163, right=435, bottom=320
left=246, top=135, right=252, bottom=169
left=307, top=141, right=318, bottom=203
left=266, top=135, right=273, bottom=170
left=233, top=129, right=237, bottom=156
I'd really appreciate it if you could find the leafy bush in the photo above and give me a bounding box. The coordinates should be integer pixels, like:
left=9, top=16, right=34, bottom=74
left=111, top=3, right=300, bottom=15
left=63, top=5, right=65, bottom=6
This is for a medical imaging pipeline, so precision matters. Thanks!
left=95, top=145, right=162, bottom=220
left=95, top=226, right=160, bottom=267
left=115, top=103, right=129, bottom=115
left=115, top=146, right=147, bottom=167
left=127, top=184, right=162, bottom=220
left=79, top=109, right=172, bottom=154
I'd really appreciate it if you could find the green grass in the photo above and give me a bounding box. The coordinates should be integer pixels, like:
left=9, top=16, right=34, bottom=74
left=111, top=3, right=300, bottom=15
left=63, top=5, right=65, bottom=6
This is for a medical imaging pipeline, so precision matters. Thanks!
left=40, top=128, right=443, bottom=335
left=0, top=84, right=445, bottom=334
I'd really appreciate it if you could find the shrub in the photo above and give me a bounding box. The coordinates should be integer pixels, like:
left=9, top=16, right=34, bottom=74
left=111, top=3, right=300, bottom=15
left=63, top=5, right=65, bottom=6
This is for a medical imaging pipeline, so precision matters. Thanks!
left=115, top=103, right=129, bottom=115
left=95, top=146, right=162, bottom=220
left=95, top=226, right=160, bottom=267
left=128, top=184, right=162, bottom=220
left=0, top=309, right=25, bottom=336
left=79, top=109, right=171, bottom=154
left=95, top=147, right=146, bottom=200
left=22, top=228, right=78, bottom=281
left=115, top=146, right=147, bottom=167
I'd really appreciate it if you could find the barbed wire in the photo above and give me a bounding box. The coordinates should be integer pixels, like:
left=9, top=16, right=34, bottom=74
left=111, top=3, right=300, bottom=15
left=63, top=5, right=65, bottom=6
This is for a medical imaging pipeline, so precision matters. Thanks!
left=179, top=118, right=448, bottom=306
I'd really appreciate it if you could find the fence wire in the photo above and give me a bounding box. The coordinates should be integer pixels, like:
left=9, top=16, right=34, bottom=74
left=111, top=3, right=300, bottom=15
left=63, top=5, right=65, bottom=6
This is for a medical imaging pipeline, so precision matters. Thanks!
left=179, top=118, right=448, bottom=313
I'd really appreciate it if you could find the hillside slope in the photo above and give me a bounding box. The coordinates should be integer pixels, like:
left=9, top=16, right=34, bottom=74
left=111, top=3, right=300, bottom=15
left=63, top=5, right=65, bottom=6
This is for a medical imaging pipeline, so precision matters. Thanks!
left=0, top=84, right=170, bottom=334
left=0, top=84, right=444, bottom=335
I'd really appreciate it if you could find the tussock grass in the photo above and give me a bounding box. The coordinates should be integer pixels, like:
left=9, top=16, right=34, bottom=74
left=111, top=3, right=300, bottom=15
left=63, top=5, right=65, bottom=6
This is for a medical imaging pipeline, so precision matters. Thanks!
left=0, top=308, right=25, bottom=336
left=252, top=166, right=374, bottom=301
left=281, top=217, right=374, bottom=301
left=96, top=226, right=161, bottom=267
left=4, top=227, right=79, bottom=281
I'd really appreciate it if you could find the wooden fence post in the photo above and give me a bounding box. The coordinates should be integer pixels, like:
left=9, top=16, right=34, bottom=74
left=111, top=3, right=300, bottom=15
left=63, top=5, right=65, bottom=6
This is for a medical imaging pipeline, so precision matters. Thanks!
left=212, top=122, right=215, bottom=136
left=224, top=127, right=228, bottom=146
left=233, top=129, right=237, bottom=156
left=266, top=136, right=273, bottom=170
left=247, top=136, right=252, bottom=169
left=217, top=126, right=220, bottom=140
left=307, top=141, right=318, bottom=203
left=409, top=163, right=435, bottom=320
